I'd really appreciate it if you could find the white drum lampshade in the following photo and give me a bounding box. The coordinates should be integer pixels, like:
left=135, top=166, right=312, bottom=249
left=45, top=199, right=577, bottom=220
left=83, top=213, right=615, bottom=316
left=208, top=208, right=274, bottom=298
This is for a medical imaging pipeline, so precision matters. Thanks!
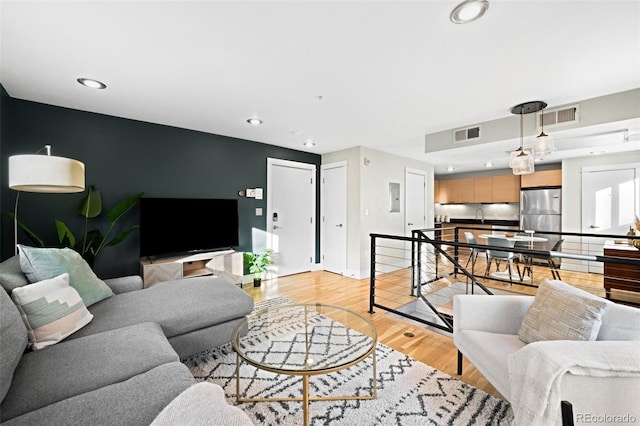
left=9, top=154, right=85, bottom=193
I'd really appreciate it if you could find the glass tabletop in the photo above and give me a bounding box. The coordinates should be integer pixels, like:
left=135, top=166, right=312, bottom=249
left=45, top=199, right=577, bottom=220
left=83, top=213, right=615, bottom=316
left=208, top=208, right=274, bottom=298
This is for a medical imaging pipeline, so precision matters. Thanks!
left=232, top=303, right=377, bottom=375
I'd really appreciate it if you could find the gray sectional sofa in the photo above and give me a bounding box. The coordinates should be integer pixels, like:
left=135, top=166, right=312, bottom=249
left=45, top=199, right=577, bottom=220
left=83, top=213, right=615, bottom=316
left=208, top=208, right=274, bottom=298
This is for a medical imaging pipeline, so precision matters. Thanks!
left=0, top=255, right=255, bottom=425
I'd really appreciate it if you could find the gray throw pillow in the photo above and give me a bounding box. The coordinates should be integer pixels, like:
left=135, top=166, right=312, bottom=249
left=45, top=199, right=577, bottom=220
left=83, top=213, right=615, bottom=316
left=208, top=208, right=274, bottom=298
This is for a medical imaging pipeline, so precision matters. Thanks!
left=0, top=287, right=28, bottom=402
left=18, top=245, right=113, bottom=307
left=0, top=255, right=29, bottom=294
left=518, top=279, right=608, bottom=344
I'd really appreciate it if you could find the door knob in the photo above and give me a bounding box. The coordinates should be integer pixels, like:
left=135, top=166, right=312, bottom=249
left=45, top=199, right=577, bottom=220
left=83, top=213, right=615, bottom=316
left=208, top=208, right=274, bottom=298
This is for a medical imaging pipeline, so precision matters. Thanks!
left=335, top=224, right=343, bottom=228
left=273, top=225, right=280, bottom=230
left=408, top=222, right=414, bottom=226
left=590, top=225, right=600, bottom=229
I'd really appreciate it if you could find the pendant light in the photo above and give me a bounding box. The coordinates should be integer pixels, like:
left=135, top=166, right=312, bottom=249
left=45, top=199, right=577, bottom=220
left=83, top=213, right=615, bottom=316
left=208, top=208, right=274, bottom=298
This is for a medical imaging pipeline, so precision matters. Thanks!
left=532, top=106, right=555, bottom=157
left=510, top=101, right=545, bottom=175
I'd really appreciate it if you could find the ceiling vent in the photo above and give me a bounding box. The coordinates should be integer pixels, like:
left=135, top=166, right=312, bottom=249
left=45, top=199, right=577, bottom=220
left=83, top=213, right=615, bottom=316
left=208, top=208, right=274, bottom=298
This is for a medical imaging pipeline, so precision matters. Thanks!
left=540, top=105, right=579, bottom=128
left=453, top=125, right=481, bottom=143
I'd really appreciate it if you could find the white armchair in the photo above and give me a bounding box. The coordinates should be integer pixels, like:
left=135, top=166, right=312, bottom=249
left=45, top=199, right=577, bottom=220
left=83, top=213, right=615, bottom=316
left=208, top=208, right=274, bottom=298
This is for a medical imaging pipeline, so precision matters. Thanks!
left=453, top=283, right=640, bottom=426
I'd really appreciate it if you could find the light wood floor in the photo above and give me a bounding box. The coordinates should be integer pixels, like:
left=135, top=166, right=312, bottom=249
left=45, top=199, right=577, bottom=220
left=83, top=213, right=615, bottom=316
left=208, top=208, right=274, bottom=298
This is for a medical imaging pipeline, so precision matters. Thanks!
left=242, top=270, right=505, bottom=399
left=240, top=253, right=638, bottom=401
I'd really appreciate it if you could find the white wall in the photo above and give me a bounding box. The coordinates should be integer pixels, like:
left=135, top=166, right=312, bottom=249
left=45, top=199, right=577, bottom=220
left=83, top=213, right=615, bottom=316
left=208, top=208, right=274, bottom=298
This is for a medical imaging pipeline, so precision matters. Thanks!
left=322, top=146, right=434, bottom=279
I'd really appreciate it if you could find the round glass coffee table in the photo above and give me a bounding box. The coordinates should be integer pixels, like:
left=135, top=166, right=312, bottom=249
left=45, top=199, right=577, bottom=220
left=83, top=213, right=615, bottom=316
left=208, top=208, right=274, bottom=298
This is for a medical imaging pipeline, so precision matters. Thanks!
left=232, top=303, right=378, bottom=426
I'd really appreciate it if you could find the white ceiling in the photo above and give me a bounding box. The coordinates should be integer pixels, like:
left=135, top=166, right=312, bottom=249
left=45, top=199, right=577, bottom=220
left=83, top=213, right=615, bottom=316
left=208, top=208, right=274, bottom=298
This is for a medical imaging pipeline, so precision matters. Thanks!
left=1, top=1, right=639, bottom=174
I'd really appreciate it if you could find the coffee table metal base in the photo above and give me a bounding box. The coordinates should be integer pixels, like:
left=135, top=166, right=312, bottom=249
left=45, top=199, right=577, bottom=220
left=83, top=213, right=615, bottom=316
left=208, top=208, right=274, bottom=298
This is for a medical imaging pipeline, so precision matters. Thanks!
left=235, top=350, right=377, bottom=426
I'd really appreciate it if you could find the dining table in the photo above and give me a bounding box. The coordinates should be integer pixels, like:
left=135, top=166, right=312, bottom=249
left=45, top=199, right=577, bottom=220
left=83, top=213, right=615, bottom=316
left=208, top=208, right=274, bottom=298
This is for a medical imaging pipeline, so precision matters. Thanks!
left=477, top=233, right=548, bottom=281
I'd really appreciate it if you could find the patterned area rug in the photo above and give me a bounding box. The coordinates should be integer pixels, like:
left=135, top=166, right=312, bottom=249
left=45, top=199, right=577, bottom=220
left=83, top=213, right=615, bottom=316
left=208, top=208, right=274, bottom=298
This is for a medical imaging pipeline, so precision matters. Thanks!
left=182, top=297, right=513, bottom=425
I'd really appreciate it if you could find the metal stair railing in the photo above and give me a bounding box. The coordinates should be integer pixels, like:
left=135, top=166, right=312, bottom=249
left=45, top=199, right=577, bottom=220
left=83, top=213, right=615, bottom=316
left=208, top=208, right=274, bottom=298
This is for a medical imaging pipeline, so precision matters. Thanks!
left=369, top=230, right=492, bottom=334
left=369, top=228, right=640, bottom=335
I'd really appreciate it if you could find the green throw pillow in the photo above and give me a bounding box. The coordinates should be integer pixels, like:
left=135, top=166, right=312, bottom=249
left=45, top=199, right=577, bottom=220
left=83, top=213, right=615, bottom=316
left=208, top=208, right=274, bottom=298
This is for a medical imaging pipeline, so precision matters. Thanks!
left=18, top=245, right=113, bottom=307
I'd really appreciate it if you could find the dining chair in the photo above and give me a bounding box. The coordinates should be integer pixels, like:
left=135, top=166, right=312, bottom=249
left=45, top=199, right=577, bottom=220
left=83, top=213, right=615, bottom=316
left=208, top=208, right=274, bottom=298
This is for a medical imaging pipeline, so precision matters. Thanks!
left=484, top=236, right=515, bottom=285
left=527, top=239, right=564, bottom=280
left=463, top=232, right=486, bottom=280
left=513, top=233, right=533, bottom=281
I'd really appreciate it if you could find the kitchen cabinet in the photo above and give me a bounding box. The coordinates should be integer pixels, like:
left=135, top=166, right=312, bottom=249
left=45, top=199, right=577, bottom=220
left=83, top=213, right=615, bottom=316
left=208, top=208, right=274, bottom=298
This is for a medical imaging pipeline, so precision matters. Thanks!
left=436, top=174, right=520, bottom=203
left=438, top=180, right=458, bottom=204
left=492, top=175, right=520, bottom=202
left=521, top=169, right=562, bottom=188
left=457, top=179, right=474, bottom=203
left=434, top=180, right=440, bottom=203
left=473, top=177, right=493, bottom=203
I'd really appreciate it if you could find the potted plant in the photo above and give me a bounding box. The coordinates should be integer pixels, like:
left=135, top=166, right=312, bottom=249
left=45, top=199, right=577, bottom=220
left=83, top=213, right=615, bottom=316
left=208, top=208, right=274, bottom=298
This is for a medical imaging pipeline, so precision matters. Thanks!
left=10, top=185, right=143, bottom=268
left=247, top=249, right=274, bottom=287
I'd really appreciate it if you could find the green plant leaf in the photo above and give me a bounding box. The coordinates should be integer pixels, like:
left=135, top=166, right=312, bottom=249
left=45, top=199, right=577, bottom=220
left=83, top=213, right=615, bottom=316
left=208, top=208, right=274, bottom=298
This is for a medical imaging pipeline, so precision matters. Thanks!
left=82, top=229, right=104, bottom=255
left=108, top=192, right=144, bottom=224
left=54, top=220, right=76, bottom=248
left=6, top=212, right=45, bottom=247
left=78, top=185, right=102, bottom=218
left=103, top=225, right=139, bottom=248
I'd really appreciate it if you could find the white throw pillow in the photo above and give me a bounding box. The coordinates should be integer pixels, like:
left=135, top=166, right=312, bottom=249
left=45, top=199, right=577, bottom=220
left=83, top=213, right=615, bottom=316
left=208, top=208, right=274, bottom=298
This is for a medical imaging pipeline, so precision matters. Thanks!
left=11, top=273, right=93, bottom=350
left=518, top=279, right=608, bottom=344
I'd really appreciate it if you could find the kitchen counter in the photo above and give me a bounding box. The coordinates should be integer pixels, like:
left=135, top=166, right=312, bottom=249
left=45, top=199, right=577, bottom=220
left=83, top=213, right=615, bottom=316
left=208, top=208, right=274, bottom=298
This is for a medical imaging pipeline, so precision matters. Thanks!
left=447, top=218, right=520, bottom=227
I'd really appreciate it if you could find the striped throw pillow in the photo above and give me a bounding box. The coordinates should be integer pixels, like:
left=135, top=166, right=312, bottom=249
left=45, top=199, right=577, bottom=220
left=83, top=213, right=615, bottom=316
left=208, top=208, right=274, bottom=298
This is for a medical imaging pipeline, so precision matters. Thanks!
left=11, top=273, right=93, bottom=350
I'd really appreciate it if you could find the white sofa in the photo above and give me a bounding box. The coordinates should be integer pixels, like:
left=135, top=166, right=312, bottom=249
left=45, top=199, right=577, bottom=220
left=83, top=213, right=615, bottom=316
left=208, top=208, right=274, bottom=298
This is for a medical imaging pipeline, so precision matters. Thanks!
left=453, top=280, right=640, bottom=426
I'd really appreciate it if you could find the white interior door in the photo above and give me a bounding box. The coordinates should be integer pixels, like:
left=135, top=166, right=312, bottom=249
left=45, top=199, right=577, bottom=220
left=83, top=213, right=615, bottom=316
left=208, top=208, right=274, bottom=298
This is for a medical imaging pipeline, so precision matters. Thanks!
left=267, top=158, right=316, bottom=277
left=581, top=164, right=639, bottom=273
left=321, top=162, right=347, bottom=275
left=405, top=169, right=426, bottom=236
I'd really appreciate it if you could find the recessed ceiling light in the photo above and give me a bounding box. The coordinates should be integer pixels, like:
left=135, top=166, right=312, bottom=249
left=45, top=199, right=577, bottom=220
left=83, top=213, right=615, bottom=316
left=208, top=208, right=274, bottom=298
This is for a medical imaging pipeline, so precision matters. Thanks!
left=77, top=78, right=106, bottom=89
left=246, top=118, right=263, bottom=126
left=447, top=166, right=455, bottom=172
left=484, top=161, right=493, bottom=167
left=303, top=140, right=316, bottom=147
left=450, top=0, right=489, bottom=24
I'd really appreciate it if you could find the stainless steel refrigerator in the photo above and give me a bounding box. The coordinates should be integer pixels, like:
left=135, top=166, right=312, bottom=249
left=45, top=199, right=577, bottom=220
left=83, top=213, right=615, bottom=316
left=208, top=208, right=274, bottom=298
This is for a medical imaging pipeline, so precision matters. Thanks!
left=520, top=188, right=562, bottom=253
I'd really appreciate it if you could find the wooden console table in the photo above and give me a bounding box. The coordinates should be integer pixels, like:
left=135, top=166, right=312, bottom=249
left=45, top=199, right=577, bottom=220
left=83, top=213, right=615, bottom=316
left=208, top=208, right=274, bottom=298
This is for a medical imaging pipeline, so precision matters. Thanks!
left=603, top=241, right=640, bottom=299
left=140, top=250, right=243, bottom=288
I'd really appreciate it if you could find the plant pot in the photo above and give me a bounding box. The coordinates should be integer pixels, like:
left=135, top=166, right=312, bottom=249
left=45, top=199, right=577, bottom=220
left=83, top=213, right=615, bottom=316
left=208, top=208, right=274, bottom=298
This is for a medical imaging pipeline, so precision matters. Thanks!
left=253, top=278, right=262, bottom=288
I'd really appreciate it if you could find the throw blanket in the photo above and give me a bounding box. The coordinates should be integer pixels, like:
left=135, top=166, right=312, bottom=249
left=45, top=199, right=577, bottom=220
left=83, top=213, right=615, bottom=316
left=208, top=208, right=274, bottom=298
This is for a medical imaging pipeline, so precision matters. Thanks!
left=508, top=340, right=640, bottom=426
left=151, top=382, right=254, bottom=426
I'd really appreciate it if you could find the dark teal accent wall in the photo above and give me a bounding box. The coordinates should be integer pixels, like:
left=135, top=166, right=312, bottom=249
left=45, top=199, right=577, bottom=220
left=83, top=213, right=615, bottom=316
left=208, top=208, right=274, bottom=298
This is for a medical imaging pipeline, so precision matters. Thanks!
left=0, top=93, right=321, bottom=278
left=0, top=86, right=8, bottom=252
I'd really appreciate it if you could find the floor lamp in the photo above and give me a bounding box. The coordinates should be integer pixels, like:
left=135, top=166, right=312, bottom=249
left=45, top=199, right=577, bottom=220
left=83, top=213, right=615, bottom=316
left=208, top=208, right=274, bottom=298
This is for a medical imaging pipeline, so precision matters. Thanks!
left=8, top=145, right=85, bottom=255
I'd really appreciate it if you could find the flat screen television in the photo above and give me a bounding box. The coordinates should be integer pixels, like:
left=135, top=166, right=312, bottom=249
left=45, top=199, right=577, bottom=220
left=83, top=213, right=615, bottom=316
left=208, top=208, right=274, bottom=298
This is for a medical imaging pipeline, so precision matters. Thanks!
left=139, top=198, right=239, bottom=258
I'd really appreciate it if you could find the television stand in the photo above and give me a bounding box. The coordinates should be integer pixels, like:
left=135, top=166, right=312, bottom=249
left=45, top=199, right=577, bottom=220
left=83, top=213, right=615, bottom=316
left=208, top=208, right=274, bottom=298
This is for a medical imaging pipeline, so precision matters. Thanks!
left=140, top=250, right=243, bottom=288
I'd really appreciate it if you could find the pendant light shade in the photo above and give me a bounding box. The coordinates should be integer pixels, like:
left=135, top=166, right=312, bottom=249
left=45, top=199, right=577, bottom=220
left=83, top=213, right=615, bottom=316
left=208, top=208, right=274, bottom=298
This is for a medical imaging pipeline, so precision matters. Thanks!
left=532, top=108, right=555, bottom=157
left=511, top=149, right=534, bottom=175
left=532, top=132, right=555, bottom=156
left=9, top=150, right=85, bottom=193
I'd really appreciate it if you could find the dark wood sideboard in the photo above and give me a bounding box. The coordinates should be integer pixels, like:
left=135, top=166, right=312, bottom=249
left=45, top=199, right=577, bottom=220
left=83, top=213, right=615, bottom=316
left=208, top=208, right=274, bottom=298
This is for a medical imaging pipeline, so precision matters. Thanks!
left=603, top=241, right=640, bottom=299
